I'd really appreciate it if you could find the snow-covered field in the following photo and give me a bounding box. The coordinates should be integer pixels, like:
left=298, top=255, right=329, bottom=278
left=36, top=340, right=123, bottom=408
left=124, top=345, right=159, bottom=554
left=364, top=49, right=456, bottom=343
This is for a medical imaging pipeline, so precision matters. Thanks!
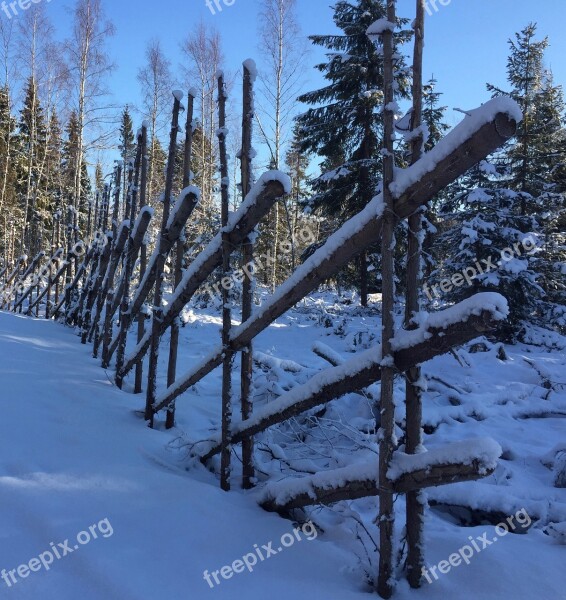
left=0, top=295, right=565, bottom=599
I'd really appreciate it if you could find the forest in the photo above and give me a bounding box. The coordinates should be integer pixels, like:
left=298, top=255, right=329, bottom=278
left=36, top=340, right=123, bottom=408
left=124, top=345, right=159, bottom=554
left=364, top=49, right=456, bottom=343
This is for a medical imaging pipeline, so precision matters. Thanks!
left=0, top=1, right=564, bottom=599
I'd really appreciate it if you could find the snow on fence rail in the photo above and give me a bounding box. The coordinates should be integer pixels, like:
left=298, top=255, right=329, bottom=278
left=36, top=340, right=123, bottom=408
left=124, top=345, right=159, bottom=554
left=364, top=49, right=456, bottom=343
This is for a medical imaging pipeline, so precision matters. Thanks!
left=259, top=438, right=502, bottom=512
left=0, top=73, right=521, bottom=599
left=197, top=297, right=507, bottom=462
left=117, top=171, right=290, bottom=381
left=153, top=99, right=519, bottom=414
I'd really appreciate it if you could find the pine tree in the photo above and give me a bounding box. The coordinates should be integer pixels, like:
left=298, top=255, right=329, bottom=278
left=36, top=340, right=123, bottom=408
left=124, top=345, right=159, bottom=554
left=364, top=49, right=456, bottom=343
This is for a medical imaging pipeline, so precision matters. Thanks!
left=95, top=162, right=104, bottom=192
left=296, top=0, right=411, bottom=304
left=483, top=23, right=566, bottom=334
left=63, top=111, right=81, bottom=199
left=63, top=111, right=91, bottom=242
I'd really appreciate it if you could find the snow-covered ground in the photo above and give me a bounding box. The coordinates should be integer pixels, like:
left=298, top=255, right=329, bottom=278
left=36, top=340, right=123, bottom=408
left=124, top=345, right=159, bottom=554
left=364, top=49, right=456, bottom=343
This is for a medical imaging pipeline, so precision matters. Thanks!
left=0, top=294, right=565, bottom=599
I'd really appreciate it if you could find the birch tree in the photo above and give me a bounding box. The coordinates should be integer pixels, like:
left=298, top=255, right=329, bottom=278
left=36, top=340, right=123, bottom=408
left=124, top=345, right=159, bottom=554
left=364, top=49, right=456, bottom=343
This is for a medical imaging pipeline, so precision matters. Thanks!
left=137, top=39, right=173, bottom=205
left=64, top=0, right=115, bottom=241
left=181, top=23, right=224, bottom=223
left=256, top=0, right=307, bottom=290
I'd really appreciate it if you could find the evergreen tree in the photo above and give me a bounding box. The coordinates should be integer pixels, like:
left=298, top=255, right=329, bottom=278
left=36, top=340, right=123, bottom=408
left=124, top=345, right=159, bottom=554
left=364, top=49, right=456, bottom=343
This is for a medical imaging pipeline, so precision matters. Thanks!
left=422, top=77, right=449, bottom=152
left=296, top=0, right=411, bottom=304
left=435, top=24, right=566, bottom=338
left=63, top=111, right=91, bottom=241
left=18, top=77, right=48, bottom=254
left=432, top=187, right=542, bottom=341
left=488, top=24, right=566, bottom=203
left=119, top=105, right=135, bottom=194
left=63, top=111, right=81, bottom=198
left=95, top=162, right=104, bottom=192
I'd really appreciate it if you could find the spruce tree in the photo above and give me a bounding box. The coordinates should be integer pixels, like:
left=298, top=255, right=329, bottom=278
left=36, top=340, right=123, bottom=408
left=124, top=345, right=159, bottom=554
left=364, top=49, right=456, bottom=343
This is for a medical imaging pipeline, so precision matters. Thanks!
left=119, top=105, right=135, bottom=195
left=19, top=77, right=48, bottom=254
left=296, top=0, right=411, bottom=305
left=432, top=187, right=542, bottom=341
left=422, top=78, right=449, bottom=152
left=435, top=23, right=566, bottom=338
left=488, top=23, right=565, bottom=203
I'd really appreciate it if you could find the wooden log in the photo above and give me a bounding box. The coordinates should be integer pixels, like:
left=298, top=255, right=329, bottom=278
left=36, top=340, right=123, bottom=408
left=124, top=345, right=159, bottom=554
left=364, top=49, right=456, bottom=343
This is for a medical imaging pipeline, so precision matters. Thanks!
left=259, top=457, right=496, bottom=512
left=12, top=251, right=47, bottom=311
left=217, top=74, right=233, bottom=490
left=135, top=125, right=149, bottom=394
left=240, top=60, right=256, bottom=489
left=107, top=187, right=199, bottom=365
left=378, top=4, right=398, bottom=592
left=108, top=207, right=153, bottom=326
left=19, top=250, right=45, bottom=282
left=313, top=342, right=377, bottom=401
left=114, top=208, right=154, bottom=386
left=82, top=238, right=113, bottom=345
left=89, top=223, right=129, bottom=356
left=405, top=1, right=427, bottom=588
left=108, top=139, right=143, bottom=374
left=198, top=307, right=501, bottom=461
left=151, top=102, right=518, bottom=413
left=145, top=93, right=183, bottom=426
left=25, top=251, right=67, bottom=315
left=55, top=245, right=96, bottom=321
left=117, top=175, right=288, bottom=380
left=0, top=256, right=26, bottom=308
left=166, top=90, right=195, bottom=427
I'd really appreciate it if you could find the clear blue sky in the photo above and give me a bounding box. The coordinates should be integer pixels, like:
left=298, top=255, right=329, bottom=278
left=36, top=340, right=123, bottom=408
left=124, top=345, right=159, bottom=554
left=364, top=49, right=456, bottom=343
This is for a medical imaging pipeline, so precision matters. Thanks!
left=43, top=0, right=566, bottom=147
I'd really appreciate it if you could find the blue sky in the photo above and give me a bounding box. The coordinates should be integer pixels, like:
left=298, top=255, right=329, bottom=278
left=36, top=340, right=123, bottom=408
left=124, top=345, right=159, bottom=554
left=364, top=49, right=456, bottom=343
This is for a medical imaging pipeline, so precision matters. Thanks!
left=41, top=0, right=566, bottom=148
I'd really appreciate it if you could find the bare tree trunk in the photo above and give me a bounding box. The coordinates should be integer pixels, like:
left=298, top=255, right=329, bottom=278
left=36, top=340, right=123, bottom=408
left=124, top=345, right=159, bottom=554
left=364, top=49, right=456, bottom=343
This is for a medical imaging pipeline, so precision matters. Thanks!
left=218, top=74, right=233, bottom=491
left=405, top=0, right=426, bottom=589
left=378, top=3, right=397, bottom=597
left=114, top=135, right=143, bottom=385
left=135, top=125, right=149, bottom=394
left=166, top=91, right=195, bottom=429
left=144, top=94, right=182, bottom=427
left=240, top=61, right=255, bottom=489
